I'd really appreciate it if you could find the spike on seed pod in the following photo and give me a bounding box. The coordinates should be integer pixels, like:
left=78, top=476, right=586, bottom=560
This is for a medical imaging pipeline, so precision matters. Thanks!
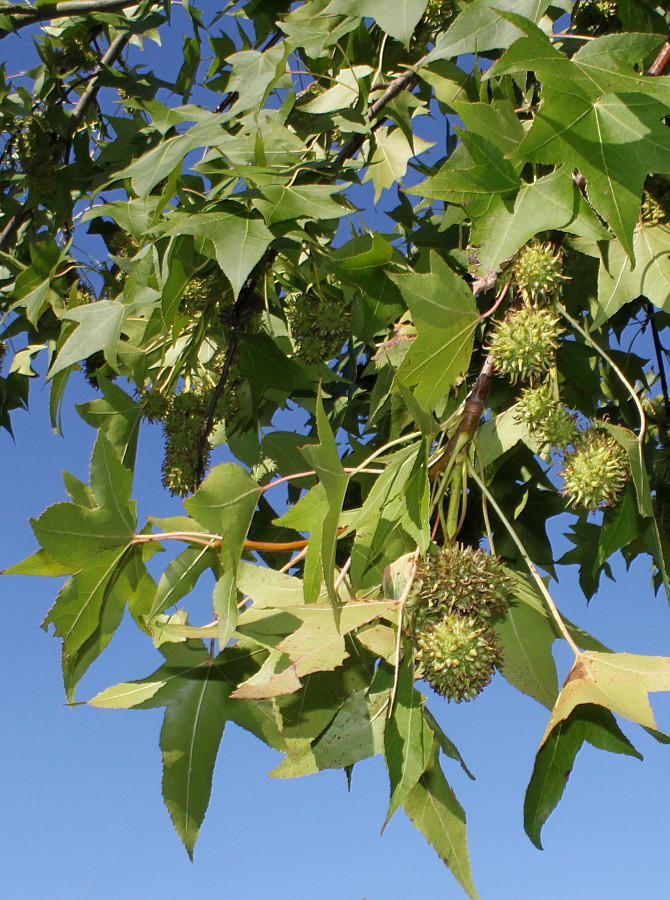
left=559, top=429, right=629, bottom=510
left=488, top=305, right=563, bottom=383
left=413, top=544, right=514, bottom=623
left=414, top=614, right=501, bottom=702
left=513, top=242, right=567, bottom=304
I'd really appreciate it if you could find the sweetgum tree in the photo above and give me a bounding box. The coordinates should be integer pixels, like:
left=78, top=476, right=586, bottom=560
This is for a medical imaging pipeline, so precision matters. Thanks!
left=3, top=1, right=670, bottom=895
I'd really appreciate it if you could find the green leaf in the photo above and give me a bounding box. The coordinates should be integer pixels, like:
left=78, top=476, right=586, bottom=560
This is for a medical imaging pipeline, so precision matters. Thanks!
left=116, top=118, right=228, bottom=196
left=322, top=0, right=428, bottom=44
left=271, top=680, right=389, bottom=777
left=252, top=183, right=348, bottom=225
left=403, top=750, right=479, bottom=900
left=426, top=0, right=552, bottom=60
left=148, top=545, right=215, bottom=622
left=517, top=90, right=670, bottom=258
left=185, top=463, right=260, bottom=643
left=236, top=561, right=304, bottom=608
left=383, top=651, right=434, bottom=826
left=300, top=391, right=349, bottom=603
left=225, top=44, right=287, bottom=114
left=391, top=253, right=478, bottom=409
left=470, top=167, right=610, bottom=275
left=276, top=599, right=397, bottom=679
left=49, top=301, right=126, bottom=378
left=524, top=704, right=641, bottom=849
left=43, top=545, right=129, bottom=676
left=362, top=127, right=434, bottom=203
left=3, top=548, right=75, bottom=577
left=409, top=130, right=521, bottom=204
left=160, top=213, right=273, bottom=298
left=595, top=225, right=670, bottom=327
left=76, top=380, right=141, bottom=470
left=602, top=423, right=653, bottom=517
left=495, top=573, right=559, bottom=709
left=159, top=654, right=228, bottom=858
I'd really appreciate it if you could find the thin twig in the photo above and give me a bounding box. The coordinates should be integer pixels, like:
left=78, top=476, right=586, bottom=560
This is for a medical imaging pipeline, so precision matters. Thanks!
left=0, top=0, right=163, bottom=31
left=557, top=302, right=647, bottom=441
left=467, top=464, right=581, bottom=656
left=648, top=41, right=670, bottom=76
left=648, top=302, right=670, bottom=421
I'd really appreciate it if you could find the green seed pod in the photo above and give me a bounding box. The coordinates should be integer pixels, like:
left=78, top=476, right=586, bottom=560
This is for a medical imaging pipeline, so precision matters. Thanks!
left=572, top=0, right=619, bottom=34
left=422, top=0, right=458, bottom=30
left=513, top=242, right=566, bottom=303
left=180, top=273, right=222, bottom=315
left=641, top=176, right=670, bottom=226
left=287, top=291, right=350, bottom=365
left=414, top=614, right=501, bottom=702
left=161, top=391, right=210, bottom=496
left=140, top=389, right=170, bottom=424
left=515, top=381, right=579, bottom=449
left=560, top=429, right=629, bottom=510
left=488, top=305, right=563, bottom=383
left=413, top=544, right=514, bottom=623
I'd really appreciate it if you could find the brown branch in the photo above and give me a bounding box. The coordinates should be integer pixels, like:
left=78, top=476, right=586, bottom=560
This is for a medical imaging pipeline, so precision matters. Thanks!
left=648, top=41, right=670, bottom=76
left=648, top=302, right=670, bottom=422
left=0, top=0, right=164, bottom=32
left=428, top=355, right=496, bottom=482
left=334, top=70, right=420, bottom=167
left=194, top=66, right=424, bottom=483
left=194, top=331, right=238, bottom=485
left=0, top=31, right=130, bottom=249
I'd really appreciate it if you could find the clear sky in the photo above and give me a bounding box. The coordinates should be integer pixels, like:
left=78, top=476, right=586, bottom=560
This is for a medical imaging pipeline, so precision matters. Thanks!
left=3, top=6, right=670, bottom=900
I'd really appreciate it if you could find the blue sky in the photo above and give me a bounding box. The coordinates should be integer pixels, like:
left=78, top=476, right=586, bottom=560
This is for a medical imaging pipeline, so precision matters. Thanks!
left=3, top=6, right=670, bottom=899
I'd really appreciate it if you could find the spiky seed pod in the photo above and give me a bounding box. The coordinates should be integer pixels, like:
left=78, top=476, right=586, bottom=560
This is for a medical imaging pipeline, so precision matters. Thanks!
left=287, top=291, right=350, bottom=365
left=641, top=176, right=670, bottom=226
left=414, top=544, right=514, bottom=622
left=572, top=0, right=619, bottom=34
left=140, top=389, right=170, bottom=424
left=414, top=615, right=501, bottom=702
left=83, top=350, right=117, bottom=389
left=488, top=305, right=563, bottom=383
left=513, top=242, right=566, bottom=303
left=422, top=0, right=458, bottom=30
left=45, top=35, right=97, bottom=72
left=180, top=273, right=222, bottom=315
left=560, top=430, right=629, bottom=510
left=515, top=382, right=579, bottom=449
left=162, top=391, right=210, bottom=496
left=17, top=118, right=59, bottom=196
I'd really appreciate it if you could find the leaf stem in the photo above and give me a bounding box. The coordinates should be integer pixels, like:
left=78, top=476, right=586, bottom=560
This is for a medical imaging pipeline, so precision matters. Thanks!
left=390, top=548, right=421, bottom=713
left=467, top=465, right=581, bottom=656
left=557, top=302, right=647, bottom=442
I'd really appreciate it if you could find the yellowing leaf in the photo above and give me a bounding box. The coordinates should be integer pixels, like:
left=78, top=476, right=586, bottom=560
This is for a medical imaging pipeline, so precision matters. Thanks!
left=543, top=651, right=670, bottom=744
left=277, top=599, right=397, bottom=678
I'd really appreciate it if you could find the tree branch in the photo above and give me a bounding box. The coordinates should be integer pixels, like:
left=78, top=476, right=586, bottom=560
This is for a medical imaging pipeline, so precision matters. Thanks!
left=0, top=31, right=129, bottom=249
left=0, top=0, right=164, bottom=32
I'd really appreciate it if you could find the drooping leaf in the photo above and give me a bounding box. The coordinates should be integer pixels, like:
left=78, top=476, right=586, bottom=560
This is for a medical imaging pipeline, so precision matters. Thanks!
left=403, top=749, right=479, bottom=900
left=543, top=651, right=670, bottom=741
left=524, top=704, right=641, bottom=849
left=383, top=650, right=434, bottom=826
